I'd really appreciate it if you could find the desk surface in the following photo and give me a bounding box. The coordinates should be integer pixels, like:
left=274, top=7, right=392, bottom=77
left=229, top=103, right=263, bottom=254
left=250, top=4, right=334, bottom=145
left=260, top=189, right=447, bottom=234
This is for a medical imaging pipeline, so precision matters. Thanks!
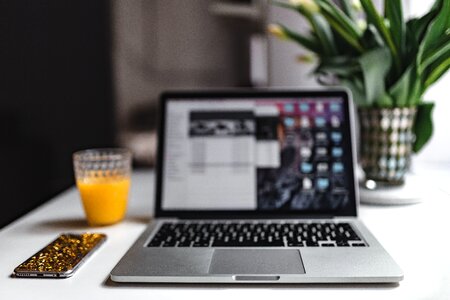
left=1, top=163, right=450, bottom=300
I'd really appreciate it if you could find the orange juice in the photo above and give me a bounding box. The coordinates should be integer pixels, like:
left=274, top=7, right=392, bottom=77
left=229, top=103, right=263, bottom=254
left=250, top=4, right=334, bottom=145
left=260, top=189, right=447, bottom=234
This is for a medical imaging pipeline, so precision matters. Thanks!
left=76, top=176, right=130, bottom=226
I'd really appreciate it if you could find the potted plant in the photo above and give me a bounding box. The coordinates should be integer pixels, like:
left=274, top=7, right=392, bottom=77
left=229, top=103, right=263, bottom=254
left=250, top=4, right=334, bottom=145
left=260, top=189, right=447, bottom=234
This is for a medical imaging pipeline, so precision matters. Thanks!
left=268, top=0, right=449, bottom=186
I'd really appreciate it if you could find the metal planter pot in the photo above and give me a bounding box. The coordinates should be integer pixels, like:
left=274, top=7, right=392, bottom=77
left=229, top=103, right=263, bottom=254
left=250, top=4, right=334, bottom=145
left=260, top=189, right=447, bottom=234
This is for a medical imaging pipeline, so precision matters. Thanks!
left=358, top=107, right=417, bottom=186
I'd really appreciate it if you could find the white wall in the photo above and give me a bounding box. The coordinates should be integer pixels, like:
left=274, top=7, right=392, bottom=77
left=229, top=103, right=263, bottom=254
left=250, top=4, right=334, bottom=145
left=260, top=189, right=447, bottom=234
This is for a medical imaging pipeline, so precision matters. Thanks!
left=267, top=4, right=319, bottom=87
left=112, top=0, right=244, bottom=129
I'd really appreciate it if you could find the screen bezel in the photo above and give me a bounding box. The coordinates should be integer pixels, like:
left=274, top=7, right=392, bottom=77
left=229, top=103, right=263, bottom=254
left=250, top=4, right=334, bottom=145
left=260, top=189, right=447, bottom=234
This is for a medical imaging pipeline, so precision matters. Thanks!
left=154, top=89, right=358, bottom=218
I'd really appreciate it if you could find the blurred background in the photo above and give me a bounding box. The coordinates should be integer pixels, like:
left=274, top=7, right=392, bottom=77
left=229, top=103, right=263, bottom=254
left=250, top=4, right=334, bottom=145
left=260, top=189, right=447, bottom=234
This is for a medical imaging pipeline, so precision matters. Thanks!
left=1, top=0, right=448, bottom=228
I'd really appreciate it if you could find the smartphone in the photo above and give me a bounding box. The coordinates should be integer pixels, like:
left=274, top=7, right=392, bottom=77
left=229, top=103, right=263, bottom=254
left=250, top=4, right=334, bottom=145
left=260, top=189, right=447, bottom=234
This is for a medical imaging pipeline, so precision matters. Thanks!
left=13, top=233, right=106, bottom=278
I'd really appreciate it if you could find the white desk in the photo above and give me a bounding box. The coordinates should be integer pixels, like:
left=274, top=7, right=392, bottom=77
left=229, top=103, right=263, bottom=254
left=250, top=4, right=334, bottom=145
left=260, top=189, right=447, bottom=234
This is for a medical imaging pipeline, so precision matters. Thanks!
left=1, top=164, right=450, bottom=300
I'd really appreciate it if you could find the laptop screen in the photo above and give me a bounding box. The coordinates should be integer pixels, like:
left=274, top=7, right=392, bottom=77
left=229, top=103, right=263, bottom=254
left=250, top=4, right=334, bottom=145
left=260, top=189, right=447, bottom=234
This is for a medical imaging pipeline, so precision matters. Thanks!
left=156, top=90, right=357, bottom=217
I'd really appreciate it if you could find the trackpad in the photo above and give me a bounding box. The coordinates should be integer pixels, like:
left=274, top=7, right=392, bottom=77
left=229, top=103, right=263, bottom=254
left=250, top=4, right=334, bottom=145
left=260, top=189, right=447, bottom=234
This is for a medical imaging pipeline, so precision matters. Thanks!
left=208, top=249, right=305, bottom=274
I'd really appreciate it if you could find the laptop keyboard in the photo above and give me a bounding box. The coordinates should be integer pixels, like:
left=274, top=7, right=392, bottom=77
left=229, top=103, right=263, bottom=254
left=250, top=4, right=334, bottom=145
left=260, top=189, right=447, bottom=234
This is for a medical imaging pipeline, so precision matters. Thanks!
left=147, top=221, right=366, bottom=248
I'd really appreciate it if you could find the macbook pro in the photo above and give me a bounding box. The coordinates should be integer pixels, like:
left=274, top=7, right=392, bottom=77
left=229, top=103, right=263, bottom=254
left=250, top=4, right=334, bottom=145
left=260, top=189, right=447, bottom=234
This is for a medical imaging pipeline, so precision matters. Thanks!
left=111, top=89, right=403, bottom=283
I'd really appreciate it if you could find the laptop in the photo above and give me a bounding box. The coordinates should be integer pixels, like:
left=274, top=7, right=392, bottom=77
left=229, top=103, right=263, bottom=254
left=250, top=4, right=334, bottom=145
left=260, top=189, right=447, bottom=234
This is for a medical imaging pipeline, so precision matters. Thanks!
left=111, top=89, right=403, bottom=283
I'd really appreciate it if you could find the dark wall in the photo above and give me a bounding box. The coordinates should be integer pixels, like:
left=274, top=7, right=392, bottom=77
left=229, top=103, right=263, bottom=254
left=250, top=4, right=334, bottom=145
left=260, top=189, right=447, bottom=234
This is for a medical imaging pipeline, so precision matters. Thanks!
left=0, top=0, right=115, bottom=228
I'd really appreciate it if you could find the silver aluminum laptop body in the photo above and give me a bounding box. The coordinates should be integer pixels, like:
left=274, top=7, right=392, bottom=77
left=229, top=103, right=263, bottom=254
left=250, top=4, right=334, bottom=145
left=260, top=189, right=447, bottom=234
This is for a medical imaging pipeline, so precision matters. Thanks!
left=111, top=89, right=403, bottom=283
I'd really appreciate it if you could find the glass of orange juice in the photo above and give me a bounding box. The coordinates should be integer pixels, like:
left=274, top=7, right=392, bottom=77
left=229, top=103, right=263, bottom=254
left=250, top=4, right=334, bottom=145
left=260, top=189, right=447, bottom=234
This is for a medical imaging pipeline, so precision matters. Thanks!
left=73, top=148, right=132, bottom=226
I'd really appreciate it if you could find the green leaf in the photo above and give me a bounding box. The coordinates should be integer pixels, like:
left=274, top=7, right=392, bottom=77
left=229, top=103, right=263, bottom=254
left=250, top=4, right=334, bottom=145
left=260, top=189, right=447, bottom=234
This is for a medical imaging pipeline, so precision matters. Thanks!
left=340, top=77, right=367, bottom=106
left=316, top=56, right=360, bottom=77
left=316, top=65, right=359, bottom=77
left=420, top=41, right=450, bottom=74
left=389, top=65, right=418, bottom=107
left=315, top=0, right=362, bottom=37
left=424, top=56, right=450, bottom=89
left=360, top=0, right=401, bottom=72
left=316, top=62, right=359, bottom=77
left=418, top=0, right=450, bottom=64
left=325, top=17, right=364, bottom=52
left=375, top=94, right=394, bottom=107
left=384, top=0, right=405, bottom=56
left=406, top=0, right=442, bottom=44
left=339, top=0, right=358, bottom=21
left=413, top=102, right=434, bottom=153
left=321, top=55, right=354, bottom=65
left=279, top=24, right=322, bottom=53
left=359, top=47, right=392, bottom=105
left=315, top=0, right=364, bottom=52
left=404, top=5, right=442, bottom=74
left=331, top=27, right=360, bottom=55
left=403, top=7, right=443, bottom=85
left=309, top=14, right=337, bottom=56
left=409, top=72, right=423, bottom=106
left=361, top=24, right=384, bottom=49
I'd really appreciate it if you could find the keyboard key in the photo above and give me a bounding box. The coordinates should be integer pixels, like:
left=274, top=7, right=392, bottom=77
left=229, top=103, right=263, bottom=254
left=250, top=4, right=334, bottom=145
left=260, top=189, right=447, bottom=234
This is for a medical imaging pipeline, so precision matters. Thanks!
left=162, top=241, right=176, bottom=247
left=336, top=241, right=350, bottom=247
left=193, top=242, right=210, bottom=247
left=287, top=243, right=304, bottom=247
left=148, top=240, right=162, bottom=247
left=306, top=241, right=319, bottom=247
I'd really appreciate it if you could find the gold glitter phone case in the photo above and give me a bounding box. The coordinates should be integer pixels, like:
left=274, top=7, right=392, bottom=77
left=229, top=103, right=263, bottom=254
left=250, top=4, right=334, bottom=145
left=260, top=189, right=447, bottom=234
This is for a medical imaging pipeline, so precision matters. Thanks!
left=13, top=233, right=106, bottom=278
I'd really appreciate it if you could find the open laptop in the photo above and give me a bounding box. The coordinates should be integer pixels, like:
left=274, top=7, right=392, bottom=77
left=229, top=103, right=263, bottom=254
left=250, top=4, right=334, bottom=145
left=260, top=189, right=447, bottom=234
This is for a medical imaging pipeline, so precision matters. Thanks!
left=111, top=89, right=403, bottom=283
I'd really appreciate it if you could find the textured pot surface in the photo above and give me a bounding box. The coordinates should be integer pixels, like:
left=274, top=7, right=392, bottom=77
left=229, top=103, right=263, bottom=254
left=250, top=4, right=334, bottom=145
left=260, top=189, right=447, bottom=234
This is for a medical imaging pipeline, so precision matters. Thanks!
left=359, top=107, right=417, bottom=186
